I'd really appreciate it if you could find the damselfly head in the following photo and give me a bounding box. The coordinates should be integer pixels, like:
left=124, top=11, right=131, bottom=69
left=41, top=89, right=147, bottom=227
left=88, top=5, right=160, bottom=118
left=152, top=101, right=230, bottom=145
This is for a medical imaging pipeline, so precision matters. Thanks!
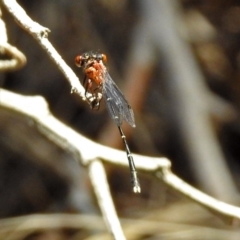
left=75, top=54, right=88, bottom=68
left=75, top=52, right=107, bottom=68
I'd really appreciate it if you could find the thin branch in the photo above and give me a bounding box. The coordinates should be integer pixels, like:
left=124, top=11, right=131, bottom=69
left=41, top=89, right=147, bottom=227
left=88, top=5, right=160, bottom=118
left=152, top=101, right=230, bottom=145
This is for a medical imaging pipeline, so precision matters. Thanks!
left=0, top=88, right=170, bottom=171
left=0, top=8, right=26, bottom=71
left=0, top=88, right=132, bottom=240
left=88, top=160, right=126, bottom=240
left=1, top=0, right=85, bottom=99
left=1, top=88, right=240, bottom=225
left=140, top=0, right=238, bottom=201
left=159, top=168, right=240, bottom=225
left=0, top=43, right=27, bottom=71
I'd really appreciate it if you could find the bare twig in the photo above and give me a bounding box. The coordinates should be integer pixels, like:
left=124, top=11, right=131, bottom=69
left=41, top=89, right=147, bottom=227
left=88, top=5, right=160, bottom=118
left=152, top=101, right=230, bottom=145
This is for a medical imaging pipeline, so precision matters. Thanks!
left=88, top=160, right=126, bottom=240
left=1, top=0, right=85, bottom=99
left=159, top=169, right=240, bottom=225
left=140, top=0, right=238, bottom=201
left=0, top=42, right=26, bottom=71
left=1, top=88, right=240, bottom=226
left=0, top=8, right=26, bottom=71
left=0, top=88, right=169, bottom=240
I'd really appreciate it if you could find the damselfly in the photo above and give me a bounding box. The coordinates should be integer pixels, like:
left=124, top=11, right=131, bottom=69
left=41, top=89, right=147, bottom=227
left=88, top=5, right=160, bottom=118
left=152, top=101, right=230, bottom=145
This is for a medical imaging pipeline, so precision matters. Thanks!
left=75, top=52, right=141, bottom=193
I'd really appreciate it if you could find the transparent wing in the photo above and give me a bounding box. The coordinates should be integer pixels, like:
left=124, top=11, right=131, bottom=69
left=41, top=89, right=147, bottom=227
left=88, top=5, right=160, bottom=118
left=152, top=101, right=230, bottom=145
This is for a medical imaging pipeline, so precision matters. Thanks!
left=102, top=70, right=135, bottom=128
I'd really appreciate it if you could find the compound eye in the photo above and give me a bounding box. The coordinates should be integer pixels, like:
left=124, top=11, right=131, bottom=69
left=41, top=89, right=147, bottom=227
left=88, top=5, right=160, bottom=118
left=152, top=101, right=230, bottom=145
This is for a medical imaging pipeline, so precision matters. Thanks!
left=102, top=54, right=107, bottom=63
left=75, top=55, right=83, bottom=67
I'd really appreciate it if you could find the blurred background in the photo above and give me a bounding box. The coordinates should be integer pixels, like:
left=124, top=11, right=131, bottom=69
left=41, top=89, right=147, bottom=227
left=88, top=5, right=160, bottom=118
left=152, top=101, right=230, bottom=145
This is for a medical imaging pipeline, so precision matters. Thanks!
left=1, top=0, right=240, bottom=239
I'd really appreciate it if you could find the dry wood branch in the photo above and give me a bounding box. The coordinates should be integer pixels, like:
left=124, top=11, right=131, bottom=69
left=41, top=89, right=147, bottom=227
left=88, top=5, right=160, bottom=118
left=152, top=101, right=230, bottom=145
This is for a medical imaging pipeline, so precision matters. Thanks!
left=0, top=89, right=240, bottom=227
left=1, top=0, right=85, bottom=99
left=0, top=88, right=168, bottom=240
left=0, top=43, right=26, bottom=71
left=0, top=8, right=26, bottom=71
left=0, top=89, right=127, bottom=240
left=88, top=160, right=126, bottom=240
left=0, top=89, right=170, bottom=171
left=140, top=0, right=238, bottom=201
left=159, top=169, right=240, bottom=225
